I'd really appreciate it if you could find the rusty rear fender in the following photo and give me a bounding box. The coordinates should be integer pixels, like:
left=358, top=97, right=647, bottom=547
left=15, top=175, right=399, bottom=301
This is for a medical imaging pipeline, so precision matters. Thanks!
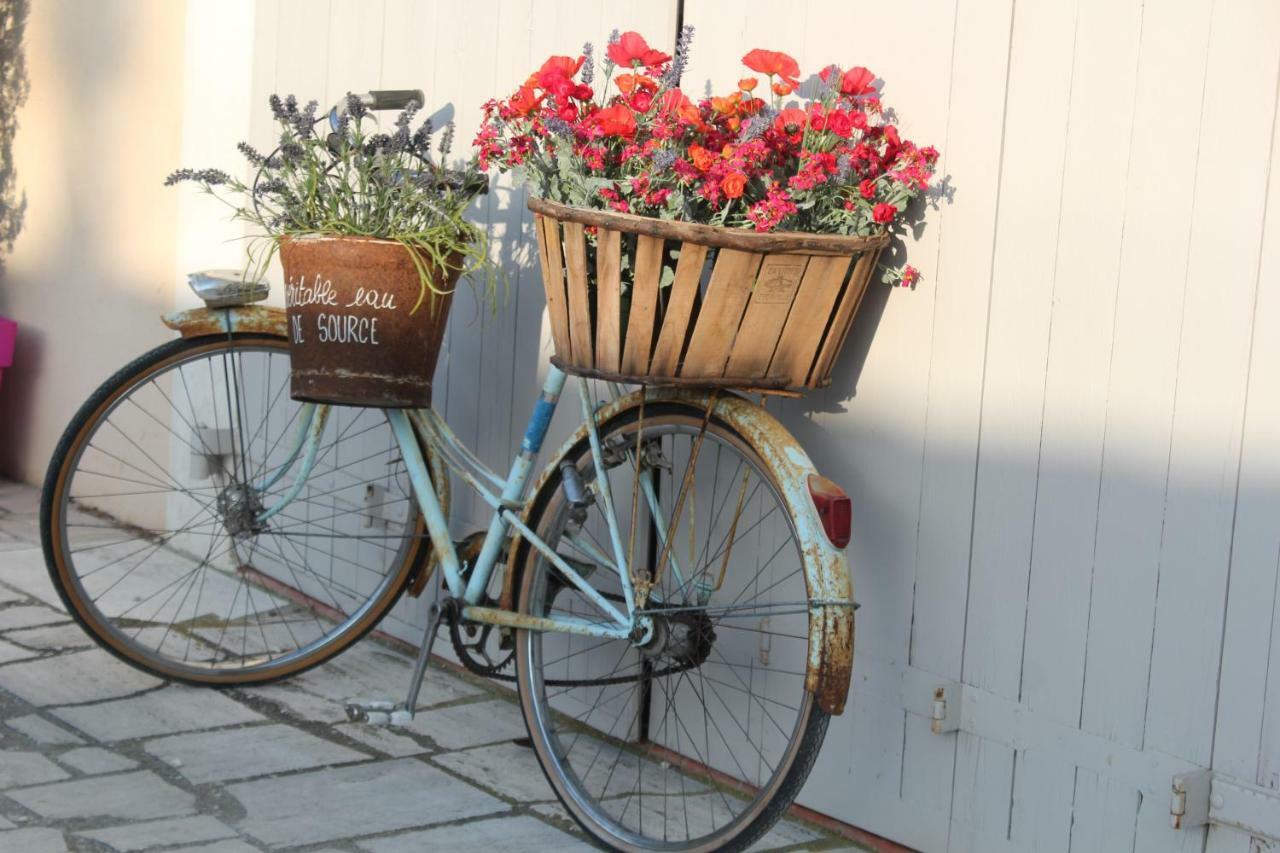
left=501, top=386, right=856, bottom=716
left=161, top=305, right=287, bottom=338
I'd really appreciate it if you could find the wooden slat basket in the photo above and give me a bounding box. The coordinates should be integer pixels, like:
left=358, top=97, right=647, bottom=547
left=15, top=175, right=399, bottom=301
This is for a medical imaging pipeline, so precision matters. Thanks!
left=530, top=198, right=890, bottom=393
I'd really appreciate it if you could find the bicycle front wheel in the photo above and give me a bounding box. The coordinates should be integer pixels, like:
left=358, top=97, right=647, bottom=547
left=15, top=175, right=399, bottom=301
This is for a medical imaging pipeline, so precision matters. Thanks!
left=41, top=333, right=436, bottom=685
left=515, top=399, right=830, bottom=852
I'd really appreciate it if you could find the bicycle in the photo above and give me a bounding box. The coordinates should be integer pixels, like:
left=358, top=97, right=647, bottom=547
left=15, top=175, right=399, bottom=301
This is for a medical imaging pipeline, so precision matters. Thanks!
left=40, top=90, right=858, bottom=852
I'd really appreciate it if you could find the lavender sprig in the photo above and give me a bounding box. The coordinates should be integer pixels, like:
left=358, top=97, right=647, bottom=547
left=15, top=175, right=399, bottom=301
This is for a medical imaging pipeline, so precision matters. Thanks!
left=164, top=168, right=230, bottom=186
left=581, top=42, right=595, bottom=86
left=660, top=25, right=694, bottom=89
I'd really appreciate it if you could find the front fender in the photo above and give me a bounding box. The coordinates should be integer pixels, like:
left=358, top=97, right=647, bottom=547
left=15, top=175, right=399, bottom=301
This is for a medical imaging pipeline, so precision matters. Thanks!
left=161, top=304, right=287, bottom=338
left=503, top=386, right=855, bottom=715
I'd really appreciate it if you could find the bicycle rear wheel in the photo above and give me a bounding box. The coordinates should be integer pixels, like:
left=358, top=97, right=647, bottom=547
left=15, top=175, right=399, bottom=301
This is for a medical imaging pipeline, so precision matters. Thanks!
left=41, top=333, right=437, bottom=685
left=515, top=399, right=830, bottom=852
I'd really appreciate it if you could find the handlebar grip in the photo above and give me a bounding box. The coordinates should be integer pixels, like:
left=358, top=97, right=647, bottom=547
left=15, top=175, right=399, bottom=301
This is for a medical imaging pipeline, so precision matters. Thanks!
left=366, top=89, right=424, bottom=110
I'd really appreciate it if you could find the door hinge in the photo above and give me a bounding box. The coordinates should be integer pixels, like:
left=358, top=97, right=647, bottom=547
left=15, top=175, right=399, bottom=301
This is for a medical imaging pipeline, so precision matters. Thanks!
left=1171, top=770, right=1280, bottom=841
left=930, top=682, right=965, bottom=735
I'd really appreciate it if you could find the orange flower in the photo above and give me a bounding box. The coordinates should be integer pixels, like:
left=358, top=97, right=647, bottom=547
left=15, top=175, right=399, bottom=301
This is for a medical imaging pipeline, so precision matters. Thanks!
left=742, top=48, right=801, bottom=87
left=509, top=85, right=544, bottom=116
left=594, top=104, right=637, bottom=137
left=615, top=73, right=658, bottom=95
left=738, top=77, right=758, bottom=92
left=710, top=92, right=741, bottom=116
left=772, top=81, right=795, bottom=96
left=655, top=89, right=701, bottom=124
left=688, top=144, right=716, bottom=171
left=721, top=171, right=748, bottom=199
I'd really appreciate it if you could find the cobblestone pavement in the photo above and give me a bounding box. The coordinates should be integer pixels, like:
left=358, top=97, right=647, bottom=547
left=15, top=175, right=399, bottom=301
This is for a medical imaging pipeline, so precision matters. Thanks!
left=0, top=482, right=865, bottom=852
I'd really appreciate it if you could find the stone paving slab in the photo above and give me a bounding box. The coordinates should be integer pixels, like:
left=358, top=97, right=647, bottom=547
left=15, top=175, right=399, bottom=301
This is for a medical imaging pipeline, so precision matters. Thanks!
left=0, top=752, right=69, bottom=788
left=4, top=715, right=84, bottom=746
left=75, top=815, right=236, bottom=851
left=144, top=723, right=367, bottom=783
left=0, top=827, right=67, bottom=852
left=432, top=741, right=558, bottom=803
left=408, top=698, right=528, bottom=749
left=52, top=686, right=262, bottom=742
left=0, top=648, right=163, bottom=706
left=356, top=814, right=595, bottom=852
left=0, top=605, right=68, bottom=631
left=0, top=622, right=94, bottom=652
left=6, top=770, right=196, bottom=821
left=55, top=746, right=137, bottom=775
left=0, top=550, right=63, bottom=607
left=228, top=757, right=506, bottom=846
left=0, top=639, right=36, bottom=665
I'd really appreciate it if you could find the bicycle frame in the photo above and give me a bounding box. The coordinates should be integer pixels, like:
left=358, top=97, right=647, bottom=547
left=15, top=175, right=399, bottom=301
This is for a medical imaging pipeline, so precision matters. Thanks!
left=253, top=364, right=642, bottom=643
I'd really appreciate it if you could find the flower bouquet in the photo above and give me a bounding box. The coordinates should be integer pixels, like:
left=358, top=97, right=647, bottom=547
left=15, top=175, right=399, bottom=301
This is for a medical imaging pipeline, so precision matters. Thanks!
left=478, top=28, right=937, bottom=390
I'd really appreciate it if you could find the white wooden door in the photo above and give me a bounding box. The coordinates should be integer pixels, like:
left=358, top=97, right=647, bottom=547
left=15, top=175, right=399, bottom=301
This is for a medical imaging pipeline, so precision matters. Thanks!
left=230, top=1, right=1280, bottom=850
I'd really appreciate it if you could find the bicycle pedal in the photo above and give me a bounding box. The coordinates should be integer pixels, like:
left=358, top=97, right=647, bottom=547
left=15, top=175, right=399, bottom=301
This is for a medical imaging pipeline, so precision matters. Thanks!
left=344, top=699, right=414, bottom=727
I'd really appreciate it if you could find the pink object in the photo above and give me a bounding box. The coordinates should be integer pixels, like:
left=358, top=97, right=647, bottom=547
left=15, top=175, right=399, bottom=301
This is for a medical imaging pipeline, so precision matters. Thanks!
left=0, top=316, right=16, bottom=392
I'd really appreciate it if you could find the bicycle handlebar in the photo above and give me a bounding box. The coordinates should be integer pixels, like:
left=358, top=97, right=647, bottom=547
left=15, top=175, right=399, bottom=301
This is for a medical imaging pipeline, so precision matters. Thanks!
left=361, top=89, right=425, bottom=111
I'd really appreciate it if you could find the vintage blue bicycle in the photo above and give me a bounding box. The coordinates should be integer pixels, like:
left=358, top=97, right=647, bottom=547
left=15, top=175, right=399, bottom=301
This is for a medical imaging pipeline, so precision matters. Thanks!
left=40, top=91, right=861, bottom=852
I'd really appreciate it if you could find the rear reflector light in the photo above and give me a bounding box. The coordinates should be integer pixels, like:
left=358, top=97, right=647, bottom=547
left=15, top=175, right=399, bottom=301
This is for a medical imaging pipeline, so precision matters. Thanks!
left=808, top=474, right=852, bottom=549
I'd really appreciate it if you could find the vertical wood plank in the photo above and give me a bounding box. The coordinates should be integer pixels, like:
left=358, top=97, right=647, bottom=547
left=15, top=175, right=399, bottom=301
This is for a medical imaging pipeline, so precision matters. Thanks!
left=807, top=249, right=876, bottom=384
left=561, top=221, right=593, bottom=368
left=1142, top=0, right=1280, bottom=776
left=767, top=254, right=852, bottom=383
left=594, top=228, right=622, bottom=372
left=648, top=243, right=709, bottom=376
left=1070, top=2, right=1216, bottom=852
left=724, top=254, right=809, bottom=378
left=534, top=214, right=571, bottom=361
left=620, top=234, right=664, bottom=375
left=679, top=249, right=762, bottom=378
left=1204, top=18, right=1280, bottom=853
left=949, top=0, right=1080, bottom=842
left=900, top=0, right=1015, bottom=836
left=1008, top=0, right=1145, bottom=845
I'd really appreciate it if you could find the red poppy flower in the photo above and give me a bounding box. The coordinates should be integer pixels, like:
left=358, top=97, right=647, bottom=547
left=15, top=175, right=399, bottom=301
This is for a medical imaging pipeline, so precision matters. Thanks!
left=774, top=107, right=808, bottom=135
left=841, top=66, right=876, bottom=96
left=858, top=178, right=876, bottom=199
left=872, top=202, right=897, bottom=224
left=742, top=49, right=801, bottom=87
left=607, top=32, right=671, bottom=68
left=536, top=55, right=584, bottom=89
left=594, top=104, right=637, bottom=138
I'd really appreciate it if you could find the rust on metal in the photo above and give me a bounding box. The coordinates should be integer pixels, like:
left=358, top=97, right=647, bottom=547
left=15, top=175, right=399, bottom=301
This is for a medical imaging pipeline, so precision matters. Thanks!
left=161, top=304, right=287, bottom=338
left=501, top=385, right=856, bottom=715
left=278, top=235, right=457, bottom=408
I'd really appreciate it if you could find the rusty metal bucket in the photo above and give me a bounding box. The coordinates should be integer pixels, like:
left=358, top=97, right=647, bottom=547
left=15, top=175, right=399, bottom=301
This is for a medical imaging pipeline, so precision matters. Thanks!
left=279, top=235, right=457, bottom=408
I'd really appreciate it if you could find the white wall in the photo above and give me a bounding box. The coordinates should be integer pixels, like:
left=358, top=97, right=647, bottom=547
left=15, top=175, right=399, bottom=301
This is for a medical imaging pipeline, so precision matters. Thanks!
left=0, top=0, right=188, bottom=482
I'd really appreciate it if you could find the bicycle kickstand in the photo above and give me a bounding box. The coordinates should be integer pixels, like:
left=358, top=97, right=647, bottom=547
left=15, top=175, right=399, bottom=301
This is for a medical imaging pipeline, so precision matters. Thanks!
left=343, top=597, right=458, bottom=727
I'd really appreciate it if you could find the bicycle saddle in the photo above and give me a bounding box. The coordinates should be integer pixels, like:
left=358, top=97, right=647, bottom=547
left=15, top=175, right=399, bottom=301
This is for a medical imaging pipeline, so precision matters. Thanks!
left=187, top=269, right=270, bottom=308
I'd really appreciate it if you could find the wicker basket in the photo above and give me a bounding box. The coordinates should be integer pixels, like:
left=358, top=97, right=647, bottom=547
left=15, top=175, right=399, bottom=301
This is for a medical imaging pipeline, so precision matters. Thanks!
left=530, top=198, right=889, bottom=393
